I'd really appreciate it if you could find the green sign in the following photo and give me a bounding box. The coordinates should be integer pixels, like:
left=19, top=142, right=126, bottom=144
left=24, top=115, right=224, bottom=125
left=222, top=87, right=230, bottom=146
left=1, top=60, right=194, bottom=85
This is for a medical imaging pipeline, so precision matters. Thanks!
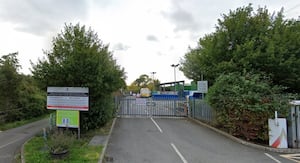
left=56, top=110, right=79, bottom=128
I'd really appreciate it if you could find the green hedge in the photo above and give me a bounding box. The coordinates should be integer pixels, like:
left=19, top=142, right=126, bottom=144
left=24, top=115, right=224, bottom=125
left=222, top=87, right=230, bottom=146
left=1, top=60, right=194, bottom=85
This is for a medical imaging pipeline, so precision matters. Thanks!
left=206, top=72, right=291, bottom=143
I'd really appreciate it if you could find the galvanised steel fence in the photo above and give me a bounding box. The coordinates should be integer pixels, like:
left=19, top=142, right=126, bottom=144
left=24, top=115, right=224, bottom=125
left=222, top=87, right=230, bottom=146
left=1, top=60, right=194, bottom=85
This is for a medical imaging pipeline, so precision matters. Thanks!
left=116, top=96, right=187, bottom=117
left=189, top=98, right=214, bottom=123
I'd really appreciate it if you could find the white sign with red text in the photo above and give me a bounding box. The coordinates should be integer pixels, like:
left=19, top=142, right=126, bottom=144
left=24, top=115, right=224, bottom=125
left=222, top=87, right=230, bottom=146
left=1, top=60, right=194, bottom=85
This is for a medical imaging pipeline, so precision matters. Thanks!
left=47, top=87, right=89, bottom=111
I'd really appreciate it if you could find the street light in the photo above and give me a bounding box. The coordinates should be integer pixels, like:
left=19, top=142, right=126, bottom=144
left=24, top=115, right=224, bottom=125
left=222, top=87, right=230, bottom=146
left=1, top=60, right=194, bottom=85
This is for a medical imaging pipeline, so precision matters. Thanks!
left=150, top=72, right=156, bottom=91
left=171, top=64, right=179, bottom=92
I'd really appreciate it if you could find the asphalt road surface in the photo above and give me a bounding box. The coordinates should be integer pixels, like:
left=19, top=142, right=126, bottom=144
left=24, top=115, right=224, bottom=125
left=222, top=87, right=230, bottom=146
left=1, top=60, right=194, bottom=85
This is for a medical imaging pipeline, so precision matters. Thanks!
left=0, top=118, right=48, bottom=163
left=105, top=118, right=295, bottom=163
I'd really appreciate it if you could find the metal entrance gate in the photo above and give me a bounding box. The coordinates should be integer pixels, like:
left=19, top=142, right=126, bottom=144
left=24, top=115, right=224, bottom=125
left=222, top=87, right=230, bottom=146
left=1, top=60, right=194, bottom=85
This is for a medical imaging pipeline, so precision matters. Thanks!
left=116, top=96, right=187, bottom=117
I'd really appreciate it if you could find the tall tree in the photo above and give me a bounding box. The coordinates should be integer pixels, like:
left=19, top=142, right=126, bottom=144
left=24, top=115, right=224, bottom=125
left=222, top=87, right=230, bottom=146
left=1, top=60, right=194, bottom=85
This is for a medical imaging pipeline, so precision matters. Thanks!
left=0, top=53, right=20, bottom=116
left=17, top=74, right=47, bottom=120
left=31, top=23, right=126, bottom=130
left=133, top=74, right=151, bottom=88
left=180, top=5, right=300, bottom=92
left=0, top=53, right=46, bottom=123
left=127, top=74, right=160, bottom=93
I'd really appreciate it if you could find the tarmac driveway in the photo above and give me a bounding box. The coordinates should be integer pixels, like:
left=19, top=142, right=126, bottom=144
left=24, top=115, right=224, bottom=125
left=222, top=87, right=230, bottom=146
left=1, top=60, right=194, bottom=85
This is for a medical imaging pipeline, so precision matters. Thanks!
left=0, top=118, right=48, bottom=163
left=105, top=118, right=293, bottom=163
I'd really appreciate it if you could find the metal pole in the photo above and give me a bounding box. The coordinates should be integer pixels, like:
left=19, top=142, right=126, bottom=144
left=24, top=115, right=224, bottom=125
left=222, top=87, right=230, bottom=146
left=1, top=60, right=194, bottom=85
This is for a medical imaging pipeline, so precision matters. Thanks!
left=201, top=74, right=204, bottom=99
left=174, top=67, right=176, bottom=83
left=171, top=64, right=179, bottom=93
left=150, top=72, right=156, bottom=91
left=174, top=67, right=176, bottom=92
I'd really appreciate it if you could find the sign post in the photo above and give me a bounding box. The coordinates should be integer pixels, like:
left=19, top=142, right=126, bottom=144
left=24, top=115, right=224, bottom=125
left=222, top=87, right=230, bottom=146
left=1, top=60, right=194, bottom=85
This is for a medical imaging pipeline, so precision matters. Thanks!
left=47, top=87, right=89, bottom=139
left=197, top=81, right=208, bottom=99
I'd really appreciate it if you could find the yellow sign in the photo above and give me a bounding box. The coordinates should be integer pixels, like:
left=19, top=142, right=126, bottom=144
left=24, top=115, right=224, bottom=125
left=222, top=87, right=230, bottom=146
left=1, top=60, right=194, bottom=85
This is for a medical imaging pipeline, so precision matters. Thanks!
left=56, top=110, right=79, bottom=128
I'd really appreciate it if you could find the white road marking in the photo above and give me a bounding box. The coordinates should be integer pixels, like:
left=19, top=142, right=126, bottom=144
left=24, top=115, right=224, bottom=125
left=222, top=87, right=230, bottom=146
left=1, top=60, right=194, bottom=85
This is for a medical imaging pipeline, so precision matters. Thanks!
left=0, top=137, right=23, bottom=149
left=265, top=153, right=281, bottom=163
left=280, top=153, right=300, bottom=162
left=171, top=143, right=188, bottom=163
left=150, top=117, right=163, bottom=133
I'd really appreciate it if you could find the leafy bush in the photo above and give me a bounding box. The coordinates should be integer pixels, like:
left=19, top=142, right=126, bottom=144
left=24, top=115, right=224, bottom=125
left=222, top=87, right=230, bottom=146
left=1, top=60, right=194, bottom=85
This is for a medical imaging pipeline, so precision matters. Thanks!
left=17, top=75, right=47, bottom=119
left=206, top=72, right=290, bottom=143
left=80, top=96, right=115, bottom=131
left=47, top=128, right=76, bottom=154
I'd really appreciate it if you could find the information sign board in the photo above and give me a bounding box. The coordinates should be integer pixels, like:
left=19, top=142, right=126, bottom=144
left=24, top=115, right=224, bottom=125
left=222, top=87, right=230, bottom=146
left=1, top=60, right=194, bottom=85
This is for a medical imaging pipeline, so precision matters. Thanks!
left=56, top=110, right=79, bottom=128
left=47, top=87, right=89, bottom=111
left=197, top=81, right=208, bottom=93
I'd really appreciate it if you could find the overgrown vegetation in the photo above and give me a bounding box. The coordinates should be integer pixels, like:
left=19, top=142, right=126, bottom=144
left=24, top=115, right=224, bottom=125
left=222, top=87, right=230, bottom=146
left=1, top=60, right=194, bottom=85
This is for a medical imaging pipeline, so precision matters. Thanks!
left=181, top=5, right=299, bottom=144
left=25, top=136, right=102, bottom=163
left=0, top=53, right=47, bottom=125
left=206, top=72, right=291, bottom=143
left=31, top=23, right=126, bottom=131
left=47, top=128, right=76, bottom=154
left=24, top=119, right=113, bottom=162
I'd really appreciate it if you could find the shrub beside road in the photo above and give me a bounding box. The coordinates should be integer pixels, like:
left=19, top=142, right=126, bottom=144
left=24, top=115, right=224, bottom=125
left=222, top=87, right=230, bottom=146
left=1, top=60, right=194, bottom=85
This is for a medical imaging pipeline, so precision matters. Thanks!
left=24, top=136, right=102, bottom=163
left=23, top=119, right=113, bottom=163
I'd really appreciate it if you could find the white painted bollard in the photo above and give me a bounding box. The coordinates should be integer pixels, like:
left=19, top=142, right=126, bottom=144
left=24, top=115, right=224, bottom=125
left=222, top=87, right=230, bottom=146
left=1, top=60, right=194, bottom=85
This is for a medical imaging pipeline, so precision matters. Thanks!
left=268, top=111, right=287, bottom=148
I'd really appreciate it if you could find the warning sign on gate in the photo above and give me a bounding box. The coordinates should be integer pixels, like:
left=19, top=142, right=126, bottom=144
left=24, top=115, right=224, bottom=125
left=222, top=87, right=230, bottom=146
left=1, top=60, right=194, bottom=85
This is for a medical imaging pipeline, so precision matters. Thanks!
left=136, top=98, right=147, bottom=105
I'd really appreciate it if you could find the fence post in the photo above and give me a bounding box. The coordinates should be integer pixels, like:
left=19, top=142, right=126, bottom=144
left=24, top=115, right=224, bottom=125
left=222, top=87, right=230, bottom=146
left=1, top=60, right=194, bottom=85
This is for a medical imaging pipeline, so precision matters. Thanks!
left=193, top=98, right=195, bottom=118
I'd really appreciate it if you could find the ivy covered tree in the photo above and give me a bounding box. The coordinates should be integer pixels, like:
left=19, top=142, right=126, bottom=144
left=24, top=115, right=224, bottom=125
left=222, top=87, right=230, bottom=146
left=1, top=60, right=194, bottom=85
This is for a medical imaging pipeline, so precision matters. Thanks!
left=31, top=23, right=126, bottom=130
left=180, top=5, right=300, bottom=93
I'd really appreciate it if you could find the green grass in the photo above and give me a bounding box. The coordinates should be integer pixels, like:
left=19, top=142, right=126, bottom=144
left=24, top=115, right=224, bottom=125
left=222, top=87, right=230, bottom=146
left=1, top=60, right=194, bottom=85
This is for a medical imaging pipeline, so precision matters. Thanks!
left=0, top=114, right=50, bottom=131
left=24, top=137, right=103, bottom=163
left=24, top=119, right=113, bottom=163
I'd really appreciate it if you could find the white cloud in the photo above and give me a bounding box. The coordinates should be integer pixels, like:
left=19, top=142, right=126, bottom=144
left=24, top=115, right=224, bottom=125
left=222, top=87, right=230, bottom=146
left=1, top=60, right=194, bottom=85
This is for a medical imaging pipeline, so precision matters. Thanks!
left=146, top=35, right=159, bottom=42
left=0, top=0, right=299, bottom=84
left=0, top=0, right=88, bottom=35
left=162, top=1, right=199, bottom=33
left=112, top=43, right=130, bottom=51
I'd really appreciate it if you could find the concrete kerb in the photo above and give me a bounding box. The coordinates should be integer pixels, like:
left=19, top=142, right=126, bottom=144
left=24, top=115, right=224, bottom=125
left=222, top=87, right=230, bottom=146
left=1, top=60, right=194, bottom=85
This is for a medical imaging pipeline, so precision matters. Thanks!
left=21, top=136, right=35, bottom=163
left=188, top=117, right=300, bottom=154
left=98, top=117, right=117, bottom=163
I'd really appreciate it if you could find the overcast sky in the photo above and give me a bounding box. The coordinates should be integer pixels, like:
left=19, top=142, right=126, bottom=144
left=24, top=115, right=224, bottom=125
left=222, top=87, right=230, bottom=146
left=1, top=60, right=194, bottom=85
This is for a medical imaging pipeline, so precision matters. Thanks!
left=0, top=0, right=299, bottom=84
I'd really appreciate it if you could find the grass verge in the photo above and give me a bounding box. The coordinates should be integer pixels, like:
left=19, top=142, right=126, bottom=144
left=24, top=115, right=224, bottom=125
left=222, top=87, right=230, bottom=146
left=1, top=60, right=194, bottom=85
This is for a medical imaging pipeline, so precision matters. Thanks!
left=0, top=114, right=50, bottom=131
left=23, top=119, right=113, bottom=163
left=24, top=137, right=103, bottom=163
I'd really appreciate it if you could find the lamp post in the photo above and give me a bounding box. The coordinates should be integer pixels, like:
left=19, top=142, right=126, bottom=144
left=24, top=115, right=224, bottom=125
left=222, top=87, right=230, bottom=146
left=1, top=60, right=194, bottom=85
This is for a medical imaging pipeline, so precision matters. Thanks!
left=171, top=64, right=179, bottom=93
left=150, top=72, right=156, bottom=91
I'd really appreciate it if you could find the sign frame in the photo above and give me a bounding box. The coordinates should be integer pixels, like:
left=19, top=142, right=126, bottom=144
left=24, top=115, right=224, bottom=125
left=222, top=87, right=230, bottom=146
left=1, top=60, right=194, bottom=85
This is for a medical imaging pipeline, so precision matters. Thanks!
left=56, top=110, right=79, bottom=128
left=197, top=81, right=208, bottom=93
left=47, top=87, right=89, bottom=111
